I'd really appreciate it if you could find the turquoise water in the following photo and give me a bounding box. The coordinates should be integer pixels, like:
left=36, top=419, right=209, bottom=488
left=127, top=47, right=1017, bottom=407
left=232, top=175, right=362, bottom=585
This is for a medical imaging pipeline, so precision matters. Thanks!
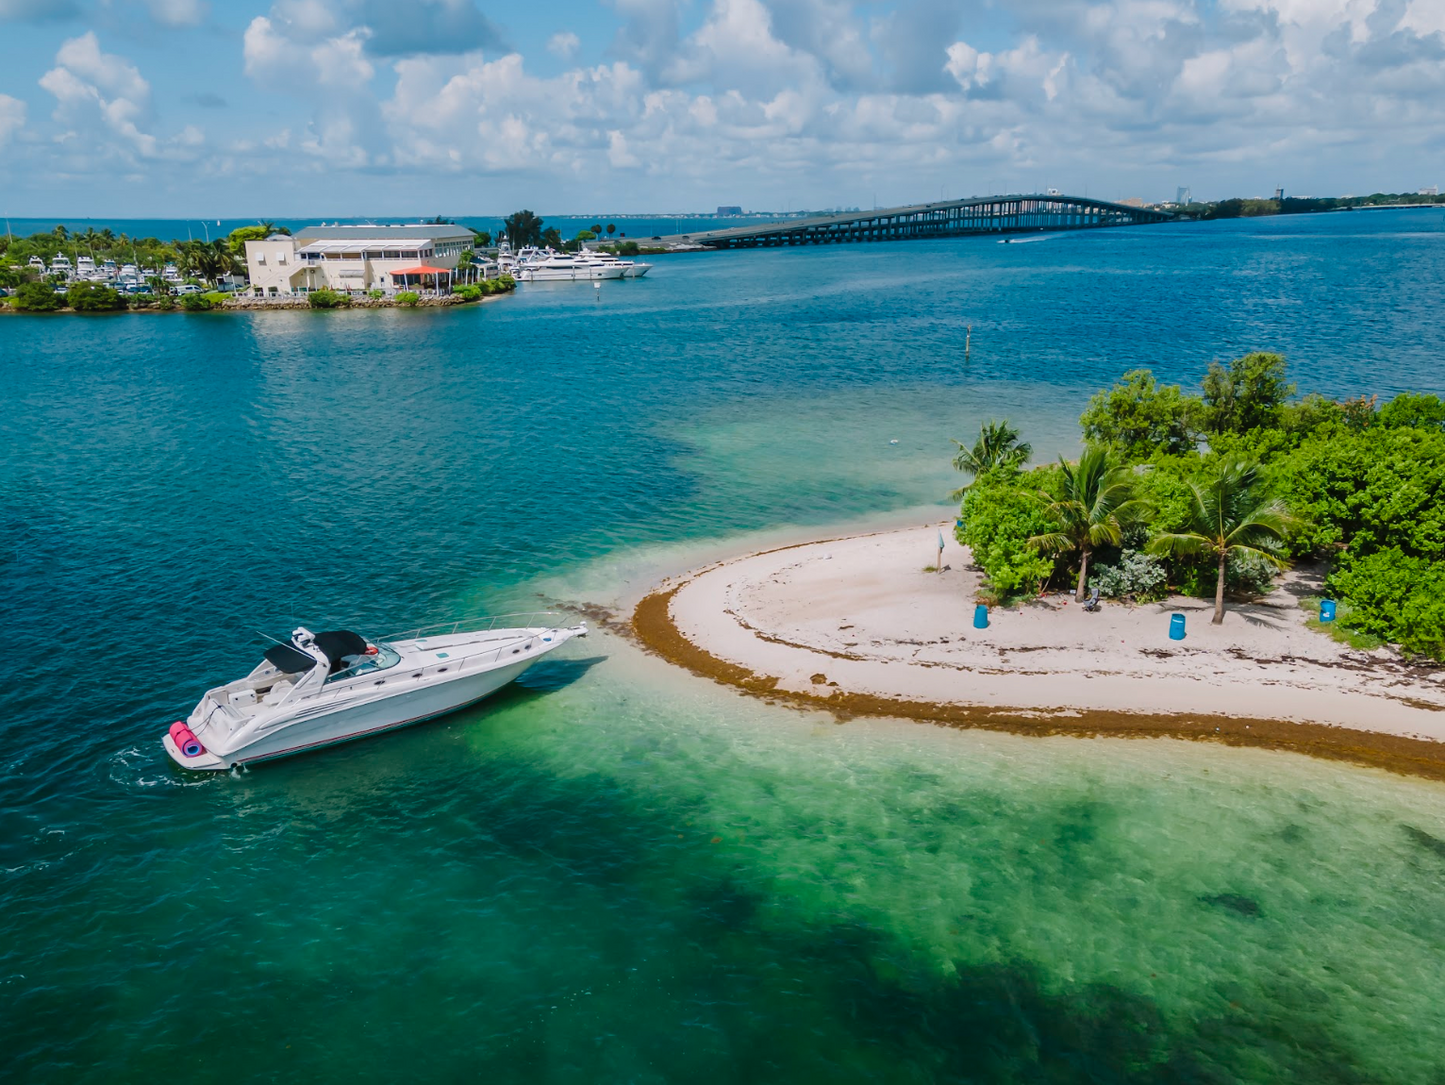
left=4, top=211, right=1445, bottom=1082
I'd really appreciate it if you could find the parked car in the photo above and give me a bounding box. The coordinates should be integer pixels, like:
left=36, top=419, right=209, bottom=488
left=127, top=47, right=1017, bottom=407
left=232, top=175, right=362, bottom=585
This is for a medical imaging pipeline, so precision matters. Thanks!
left=174, top=284, right=202, bottom=295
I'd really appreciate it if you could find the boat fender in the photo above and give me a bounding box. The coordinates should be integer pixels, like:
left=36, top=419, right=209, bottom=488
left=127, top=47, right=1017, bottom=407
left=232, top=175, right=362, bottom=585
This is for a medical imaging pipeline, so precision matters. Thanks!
left=364, top=645, right=379, bottom=656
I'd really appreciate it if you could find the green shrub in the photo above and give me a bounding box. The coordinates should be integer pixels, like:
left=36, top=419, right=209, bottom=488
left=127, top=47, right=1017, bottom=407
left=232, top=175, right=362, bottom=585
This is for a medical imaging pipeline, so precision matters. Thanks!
left=1279, top=427, right=1445, bottom=560
left=395, top=290, right=420, bottom=307
left=65, top=282, right=127, bottom=311
left=496, top=274, right=515, bottom=290
left=202, top=292, right=228, bottom=306
left=1378, top=392, right=1445, bottom=431
left=180, top=293, right=214, bottom=311
left=308, top=289, right=349, bottom=309
left=956, top=467, right=1056, bottom=602
left=154, top=294, right=176, bottom=310
left=1327, top=549, right=1445, bottom=659
left=1091, top=550, right=1168, bottom=602
left=12, top=281, right=63, bottom=311
left=454, top=284, right=482, bottom=300
left=1079, top=369, right=1205, bottom=458
left=368, top=289, right=385, bottom=299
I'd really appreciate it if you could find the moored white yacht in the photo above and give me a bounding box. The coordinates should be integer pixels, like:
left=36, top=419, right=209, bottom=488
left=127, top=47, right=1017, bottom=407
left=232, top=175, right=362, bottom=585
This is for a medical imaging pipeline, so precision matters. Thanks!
left=513, top=250, right=624, bottom=282
left=49, top=254, right=74, bottom=279
left=162, top=615, right=587, bottom=771
left=584, top=251, right=652, bottom=279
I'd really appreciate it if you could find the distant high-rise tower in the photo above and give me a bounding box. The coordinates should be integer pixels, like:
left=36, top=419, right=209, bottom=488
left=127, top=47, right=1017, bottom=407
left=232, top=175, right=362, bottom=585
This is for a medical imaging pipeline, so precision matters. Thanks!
left=1176, top=186, right=1192, bottom=205
left=1274, top=186, right=1284, bottom=200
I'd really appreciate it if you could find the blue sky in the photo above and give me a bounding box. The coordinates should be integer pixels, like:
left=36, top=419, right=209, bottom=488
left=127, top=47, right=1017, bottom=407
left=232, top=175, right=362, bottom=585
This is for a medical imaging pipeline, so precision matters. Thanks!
left=0, top=0, right=1441, bottom=217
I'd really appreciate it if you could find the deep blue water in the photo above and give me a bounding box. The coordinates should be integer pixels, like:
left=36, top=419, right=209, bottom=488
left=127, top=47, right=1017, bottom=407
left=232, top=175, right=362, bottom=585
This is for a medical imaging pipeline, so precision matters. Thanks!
left=4, top=210, right=1445, bottom=1083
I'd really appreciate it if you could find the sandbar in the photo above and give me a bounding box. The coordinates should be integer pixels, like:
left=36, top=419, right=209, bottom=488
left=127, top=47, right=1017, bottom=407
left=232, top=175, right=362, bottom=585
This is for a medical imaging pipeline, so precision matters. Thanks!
left=632, top=522, right=1445, bottom=780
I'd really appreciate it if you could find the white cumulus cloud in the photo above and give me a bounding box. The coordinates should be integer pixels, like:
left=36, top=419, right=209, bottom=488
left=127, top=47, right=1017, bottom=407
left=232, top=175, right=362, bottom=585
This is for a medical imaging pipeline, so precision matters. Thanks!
left=0, top=93, right=25, bottom=146
left=548, top=31, right=581, bottom=60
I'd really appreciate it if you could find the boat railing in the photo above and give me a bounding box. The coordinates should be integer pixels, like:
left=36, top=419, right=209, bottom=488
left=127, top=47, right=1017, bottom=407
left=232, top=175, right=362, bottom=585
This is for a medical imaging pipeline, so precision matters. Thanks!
left=380, top=611, right=566, bottom=643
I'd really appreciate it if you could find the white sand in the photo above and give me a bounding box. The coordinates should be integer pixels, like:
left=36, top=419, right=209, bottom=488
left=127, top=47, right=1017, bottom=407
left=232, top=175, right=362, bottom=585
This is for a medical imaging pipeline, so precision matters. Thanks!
left=659, top=522, right=1445, bottom=740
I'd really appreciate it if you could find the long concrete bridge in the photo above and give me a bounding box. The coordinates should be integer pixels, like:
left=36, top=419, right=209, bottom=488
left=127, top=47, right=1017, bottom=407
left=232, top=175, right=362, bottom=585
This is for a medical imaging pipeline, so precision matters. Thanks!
left=649, top=194, right=1174, bottom=250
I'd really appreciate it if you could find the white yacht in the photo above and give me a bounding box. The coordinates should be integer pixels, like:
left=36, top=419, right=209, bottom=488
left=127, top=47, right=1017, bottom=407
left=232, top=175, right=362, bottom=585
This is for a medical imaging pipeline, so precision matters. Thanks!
left=513, top=250, right=624, bottom=282
left=585, top=251, right=652, bottom=279
left=162, top=263, right=183, bottom=282
left=76, top=256, right=98, bottom=279
left=49, top=254, right=74, bottom=278
left=27, top=256, right=46, bottom=275
left=162, top=616, right=587, bottom=771
left=119, top=263, right=139, bottom=283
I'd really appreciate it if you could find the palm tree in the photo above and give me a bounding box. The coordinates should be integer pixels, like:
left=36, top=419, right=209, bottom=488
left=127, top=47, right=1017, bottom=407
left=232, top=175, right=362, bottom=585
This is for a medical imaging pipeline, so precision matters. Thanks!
left=951, top=420, right=1031, bottom=496
left=177, top=239, right=234, bottom=286
left=1148, top=457, right=1296, bottom=624
left=503, top=210, right=544, bottom=248
left=1029, top=447, right=1147, bottom=601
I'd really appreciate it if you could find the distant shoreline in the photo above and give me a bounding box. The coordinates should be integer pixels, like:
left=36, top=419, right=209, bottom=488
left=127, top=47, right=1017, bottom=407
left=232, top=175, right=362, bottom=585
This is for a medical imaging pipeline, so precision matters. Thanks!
left=0, top=292, right=511, bottom=315
left=632, top=523, right=1445, bottom=782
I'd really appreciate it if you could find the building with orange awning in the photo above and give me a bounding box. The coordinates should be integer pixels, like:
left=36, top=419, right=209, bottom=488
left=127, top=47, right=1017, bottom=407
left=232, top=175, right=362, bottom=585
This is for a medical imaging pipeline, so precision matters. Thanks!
left=243, top=223, right=474, bottom=297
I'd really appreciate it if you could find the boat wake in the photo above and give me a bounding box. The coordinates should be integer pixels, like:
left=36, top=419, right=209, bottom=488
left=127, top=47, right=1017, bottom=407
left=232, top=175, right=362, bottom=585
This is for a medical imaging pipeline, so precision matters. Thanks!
left=105, top=745, right=216, bottom=790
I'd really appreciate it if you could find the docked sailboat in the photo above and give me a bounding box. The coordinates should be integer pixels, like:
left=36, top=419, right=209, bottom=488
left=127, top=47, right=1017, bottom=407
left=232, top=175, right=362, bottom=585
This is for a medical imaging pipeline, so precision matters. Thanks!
left=162, top=615, right=587, bottom=771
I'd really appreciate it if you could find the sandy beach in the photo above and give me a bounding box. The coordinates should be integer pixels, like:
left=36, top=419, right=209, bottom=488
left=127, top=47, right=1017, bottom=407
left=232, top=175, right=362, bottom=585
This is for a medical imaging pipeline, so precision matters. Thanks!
left=633, top=522, right=1445, bottom=777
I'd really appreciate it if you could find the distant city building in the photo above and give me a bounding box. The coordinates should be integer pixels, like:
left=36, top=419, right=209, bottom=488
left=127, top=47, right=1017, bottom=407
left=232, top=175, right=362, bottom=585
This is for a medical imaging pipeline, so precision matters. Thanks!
left=1420, top=186, right=1439, bottom=197
left=716, top=205, right=744, bottom=216
left=1274, top=187, right=1284, bottom=200
left=1176, top=186, right=1191, bottom=205
left=1119, top=197, right=1146, bottom=208
left=243, top=223, right=474, bottom=296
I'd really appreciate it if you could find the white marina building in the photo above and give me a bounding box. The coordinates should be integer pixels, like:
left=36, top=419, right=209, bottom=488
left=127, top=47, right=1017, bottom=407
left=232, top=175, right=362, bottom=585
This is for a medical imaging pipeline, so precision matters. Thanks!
left=243, top=223, right=475, bottom=297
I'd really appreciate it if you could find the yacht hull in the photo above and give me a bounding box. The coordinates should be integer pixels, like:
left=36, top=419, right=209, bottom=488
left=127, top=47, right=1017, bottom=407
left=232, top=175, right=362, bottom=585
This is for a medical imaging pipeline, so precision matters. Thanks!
left=518, top=267, right=625, bottom=282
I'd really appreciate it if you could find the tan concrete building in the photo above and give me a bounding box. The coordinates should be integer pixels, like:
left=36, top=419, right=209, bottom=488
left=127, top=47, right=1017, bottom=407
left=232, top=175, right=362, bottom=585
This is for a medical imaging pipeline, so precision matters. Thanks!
left=243, top=223, right=475, bottom=296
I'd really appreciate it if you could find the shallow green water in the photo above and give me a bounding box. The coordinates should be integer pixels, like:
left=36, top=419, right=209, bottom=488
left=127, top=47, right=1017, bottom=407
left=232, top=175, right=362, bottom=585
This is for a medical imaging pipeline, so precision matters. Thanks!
left=4, top=212, right=1445, bottom=1081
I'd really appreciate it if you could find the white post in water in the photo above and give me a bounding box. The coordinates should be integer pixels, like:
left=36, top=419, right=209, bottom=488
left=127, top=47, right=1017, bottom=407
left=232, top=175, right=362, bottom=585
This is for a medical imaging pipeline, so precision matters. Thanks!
left=937, top=529, right=945, bottom=573
left=965, top=324, right=972, bottom=362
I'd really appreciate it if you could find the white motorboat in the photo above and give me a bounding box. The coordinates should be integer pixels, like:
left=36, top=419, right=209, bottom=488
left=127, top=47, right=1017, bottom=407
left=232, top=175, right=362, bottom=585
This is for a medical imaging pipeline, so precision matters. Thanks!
left=162, top=615, right=587, bottom=771
left=513, top=251, right=624, bottom=282
left=583, top=251, right=652, bottom=278
left=49, top=254, right=74, bottom=278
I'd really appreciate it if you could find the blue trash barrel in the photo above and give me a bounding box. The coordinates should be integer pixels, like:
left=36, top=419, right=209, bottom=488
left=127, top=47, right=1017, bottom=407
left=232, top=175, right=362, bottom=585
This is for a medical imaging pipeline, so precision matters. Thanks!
left=1169, top=613, right=1186, bottom=641
left=973, top=603, right=989, bottom=629
left=1320, top=599, right=1337, bottom=623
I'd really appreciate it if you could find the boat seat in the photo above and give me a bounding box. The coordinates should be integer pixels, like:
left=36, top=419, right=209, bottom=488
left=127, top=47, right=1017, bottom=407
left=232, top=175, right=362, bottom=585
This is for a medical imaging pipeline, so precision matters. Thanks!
left=263, top=680, right=293, bottom=705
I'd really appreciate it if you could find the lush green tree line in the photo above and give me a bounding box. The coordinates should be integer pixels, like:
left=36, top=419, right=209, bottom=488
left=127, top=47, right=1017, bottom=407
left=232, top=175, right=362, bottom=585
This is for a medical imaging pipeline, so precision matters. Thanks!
left=954, top=353, right=1445, bottom=657
left=1191, top=192, right=1445, bottom=220
left=1, top=223, right=273, bottom=294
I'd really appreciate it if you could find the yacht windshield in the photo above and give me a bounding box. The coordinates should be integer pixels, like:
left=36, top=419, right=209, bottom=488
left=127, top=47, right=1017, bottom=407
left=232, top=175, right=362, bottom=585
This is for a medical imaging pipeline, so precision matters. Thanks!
left=324, top=643, right=401, bottom=683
